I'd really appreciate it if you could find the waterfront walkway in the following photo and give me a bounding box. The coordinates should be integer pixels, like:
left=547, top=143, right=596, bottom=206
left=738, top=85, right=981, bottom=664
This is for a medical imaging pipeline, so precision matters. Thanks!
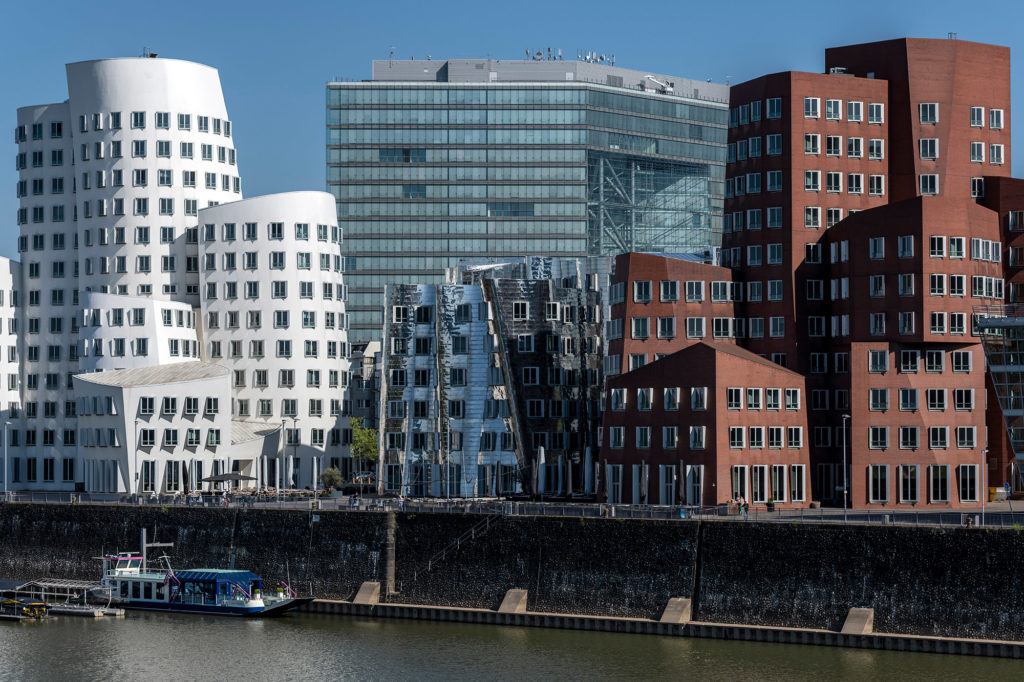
left=1, top=491, right=1021, bottom=528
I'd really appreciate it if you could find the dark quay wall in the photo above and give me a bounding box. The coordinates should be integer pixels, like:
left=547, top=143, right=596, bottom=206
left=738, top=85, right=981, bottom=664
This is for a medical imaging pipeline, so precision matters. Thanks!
left=1, top=503, right=1023, bottom=641
left=0, top=504, right=387, bottom=600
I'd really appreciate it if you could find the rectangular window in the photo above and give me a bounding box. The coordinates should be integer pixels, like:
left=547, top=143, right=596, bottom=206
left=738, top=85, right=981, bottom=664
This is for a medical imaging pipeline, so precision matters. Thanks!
left=971, top=106, right=984, bottom=127
left=869, top=465, right=889, bottom=503
left=804, top=97, right=820, bottom=118
left=868, top=103, right=884, bottom=124
left=920, top=174, right=939, bottom=195
left=920, top=138, right=939, bottom=160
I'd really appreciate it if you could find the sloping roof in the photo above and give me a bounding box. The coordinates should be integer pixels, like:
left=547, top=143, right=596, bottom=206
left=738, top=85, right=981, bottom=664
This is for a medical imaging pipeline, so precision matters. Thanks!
left=231, top=420, right=280, bottom=445
left=609, top=341, right=803, bottom=386
left=74, top=362, right=229, bottom=388
left=701, top=341, right=804, bottom=376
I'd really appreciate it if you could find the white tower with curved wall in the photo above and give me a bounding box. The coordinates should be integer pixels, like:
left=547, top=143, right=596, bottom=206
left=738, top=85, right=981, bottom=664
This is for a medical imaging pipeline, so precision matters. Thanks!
left=198, top=192, right=351, bottom=489
left=13, top=57, right=241, bottom=491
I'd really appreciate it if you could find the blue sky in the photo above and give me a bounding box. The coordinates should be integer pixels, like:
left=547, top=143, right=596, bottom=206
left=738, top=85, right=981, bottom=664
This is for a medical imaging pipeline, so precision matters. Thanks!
left=1, top=0, right=1020, bottom=259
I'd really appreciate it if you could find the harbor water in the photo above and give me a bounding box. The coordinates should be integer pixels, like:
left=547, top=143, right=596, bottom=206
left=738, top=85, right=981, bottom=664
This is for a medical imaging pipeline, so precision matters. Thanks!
left=0, top=611, right=1019, bottom=680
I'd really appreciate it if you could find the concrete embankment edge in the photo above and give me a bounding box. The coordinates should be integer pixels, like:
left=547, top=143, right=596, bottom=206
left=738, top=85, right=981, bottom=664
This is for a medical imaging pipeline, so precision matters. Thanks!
left=300, top=598, right=1024, bottom=659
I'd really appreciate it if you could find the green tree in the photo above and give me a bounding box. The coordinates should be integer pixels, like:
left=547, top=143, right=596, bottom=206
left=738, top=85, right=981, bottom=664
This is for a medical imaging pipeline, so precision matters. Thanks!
left=351, top=417, right=379, bottom=479
left=320, top=467, right=343, bottom=491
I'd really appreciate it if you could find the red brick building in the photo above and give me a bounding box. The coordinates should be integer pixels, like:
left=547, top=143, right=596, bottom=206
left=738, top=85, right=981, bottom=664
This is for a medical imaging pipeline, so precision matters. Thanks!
left=601, top=37, right=1017, bottom=508
left=605, top=252, right=737, bottom=377
left=601, top=342, right=809, bottom=506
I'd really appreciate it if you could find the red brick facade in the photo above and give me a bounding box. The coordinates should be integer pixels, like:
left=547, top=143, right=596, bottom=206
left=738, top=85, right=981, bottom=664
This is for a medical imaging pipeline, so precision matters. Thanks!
left=601, top=342, right=809, bottom=506
left=601, top=37, right=1017, bottom=508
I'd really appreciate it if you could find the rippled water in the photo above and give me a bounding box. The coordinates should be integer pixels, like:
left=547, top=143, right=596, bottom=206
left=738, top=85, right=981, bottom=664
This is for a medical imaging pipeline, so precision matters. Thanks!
left=0, top=612, right=1017, bottom=681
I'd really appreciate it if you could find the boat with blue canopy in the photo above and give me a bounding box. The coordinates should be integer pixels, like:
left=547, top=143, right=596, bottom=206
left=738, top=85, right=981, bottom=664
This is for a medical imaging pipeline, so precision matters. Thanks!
left=97, top=532, right=312, bottom=617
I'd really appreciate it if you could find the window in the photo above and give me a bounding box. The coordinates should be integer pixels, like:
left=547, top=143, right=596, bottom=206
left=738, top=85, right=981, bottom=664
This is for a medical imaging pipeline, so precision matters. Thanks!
left=929, top=465, right=949, bottom=504
left=868, top=139, right=884, bottom=160
left=958, top=465, right=979, bottom=503
left=869, top=175, right=885, bottom=196
left=952, top=351, right=971, bottom=373
left=919, top=102, right=938, bottom=124
left=868, top=103, right=884, bottom=124
left=729, top=427, right=745, bottom=449
left=898, top=388, right=919, bottom=412
left=991, top=144, right=1005, bottom=165
left=869, top=465, right=889, bottom=503
left=847, top=137, right=863, bottom=158
left=804, top=133, right=820, bottom=155
left=972, top=177, right=985, bottom=198
left=919, top=138, right=939, bottom=160
left=767, top=133, right=782, bottom=155
left=970, top=106, right=984, bottom=127
left=804, top=207, right=820, bottom=228
left=767, top=97, right=782, bottom=119
left=920, top=174, right=938, bottom=195
left=990, top=109, right=1004, bottom=129
left=804, top=97, right=819, bottom=118
left=657, top=317, right=676, bottom=339
left=868, top=350, right=888, bottom=373
left=847, top=173, right=863, bottom=194
left=633, top=280, right=652, bottom=303
left=512, top=301, right=529, bottom=321
left=826, top=171, right=842, bottom=193
left=868, top=237, right=884, bottom=260
left=847, top=101, right=863, bottom=122
left=825, top=98, right=842, bottom=120
left=971, top=141, right=985, bottom=163
left=804, top=171, right=820, bottom=192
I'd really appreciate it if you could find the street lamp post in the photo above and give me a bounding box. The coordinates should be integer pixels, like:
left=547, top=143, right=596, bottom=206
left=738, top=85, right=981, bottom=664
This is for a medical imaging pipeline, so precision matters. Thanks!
left=134, top=418, right=140, bottom=504
left=842, top=414, right=851, bottom=522
left=291, top=417, right=300, bottom=491
left=981, top=448, right=989, bottom=526
left=280, top=419, right=285, bottom=504
left=3, top=421, right=9, bottom=502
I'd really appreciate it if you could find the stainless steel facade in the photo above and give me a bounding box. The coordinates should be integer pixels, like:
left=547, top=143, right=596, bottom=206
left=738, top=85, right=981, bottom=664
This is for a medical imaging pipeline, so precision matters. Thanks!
left=378, top=257, right=605, bottom=497
left=327, top=59, right=728, bottom=344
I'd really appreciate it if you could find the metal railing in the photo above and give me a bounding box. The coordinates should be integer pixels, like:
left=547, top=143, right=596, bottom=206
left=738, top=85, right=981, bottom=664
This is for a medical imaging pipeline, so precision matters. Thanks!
left=2, top=492, right=1020, bottom=528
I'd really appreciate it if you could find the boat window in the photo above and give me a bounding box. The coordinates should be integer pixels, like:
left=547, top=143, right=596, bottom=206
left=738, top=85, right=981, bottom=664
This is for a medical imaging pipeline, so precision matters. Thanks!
left=120, top=581, right=129, bottom=598
left=132, top=582, right=141, bottom=599
left=156, top=584, right=166, bottom=600
left=129, top=559, right=142, bottom=569
left=143, top=582, right=153, bottom=600
left=116, top=560, right=129, bottom=569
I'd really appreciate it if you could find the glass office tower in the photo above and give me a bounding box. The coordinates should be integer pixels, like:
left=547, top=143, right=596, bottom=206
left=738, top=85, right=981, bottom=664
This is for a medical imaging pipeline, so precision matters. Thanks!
left=327, top=57, right=728, bottom=343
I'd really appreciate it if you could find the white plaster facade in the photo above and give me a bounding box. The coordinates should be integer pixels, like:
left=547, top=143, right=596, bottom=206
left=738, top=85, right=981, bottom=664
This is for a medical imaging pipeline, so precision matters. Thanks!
left=198, top=192, right=351, bottom=489
left=9, top=58, right=351, bottom=493
left=78, top=292, right=200, bottom=372
left=73, top=362, right=233, bottom=494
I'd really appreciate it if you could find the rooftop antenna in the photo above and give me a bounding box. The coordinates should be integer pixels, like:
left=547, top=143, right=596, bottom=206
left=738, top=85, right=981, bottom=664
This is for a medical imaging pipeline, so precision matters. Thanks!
left=142, top=47, right=158, bottom=58
left=389, top=46, right=395, bottom=67
left=948, top=32, right=958, bottom=40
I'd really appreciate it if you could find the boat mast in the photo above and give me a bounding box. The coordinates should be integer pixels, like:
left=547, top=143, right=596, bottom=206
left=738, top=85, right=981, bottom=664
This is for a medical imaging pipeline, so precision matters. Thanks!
left=140, top=528, right=174, bottom=571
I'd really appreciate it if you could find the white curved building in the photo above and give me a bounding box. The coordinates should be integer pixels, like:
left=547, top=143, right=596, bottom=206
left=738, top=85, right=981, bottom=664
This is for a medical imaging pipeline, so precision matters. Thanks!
left=78, top=292, right=200, bottom=373
left=67, top=58, right=241, bottom=305
left=11, top=56, right=245, bottom=492
left=198, top=192, right=351, bottom=489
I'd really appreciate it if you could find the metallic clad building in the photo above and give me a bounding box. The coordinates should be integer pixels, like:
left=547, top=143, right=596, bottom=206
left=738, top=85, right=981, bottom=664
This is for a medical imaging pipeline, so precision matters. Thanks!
left=327, top=56, right=729, bottom=344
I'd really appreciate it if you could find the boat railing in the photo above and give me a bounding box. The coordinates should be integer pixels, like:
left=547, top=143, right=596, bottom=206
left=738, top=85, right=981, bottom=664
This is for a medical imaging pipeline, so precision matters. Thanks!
left=279, top=581, right=298, bottom=598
